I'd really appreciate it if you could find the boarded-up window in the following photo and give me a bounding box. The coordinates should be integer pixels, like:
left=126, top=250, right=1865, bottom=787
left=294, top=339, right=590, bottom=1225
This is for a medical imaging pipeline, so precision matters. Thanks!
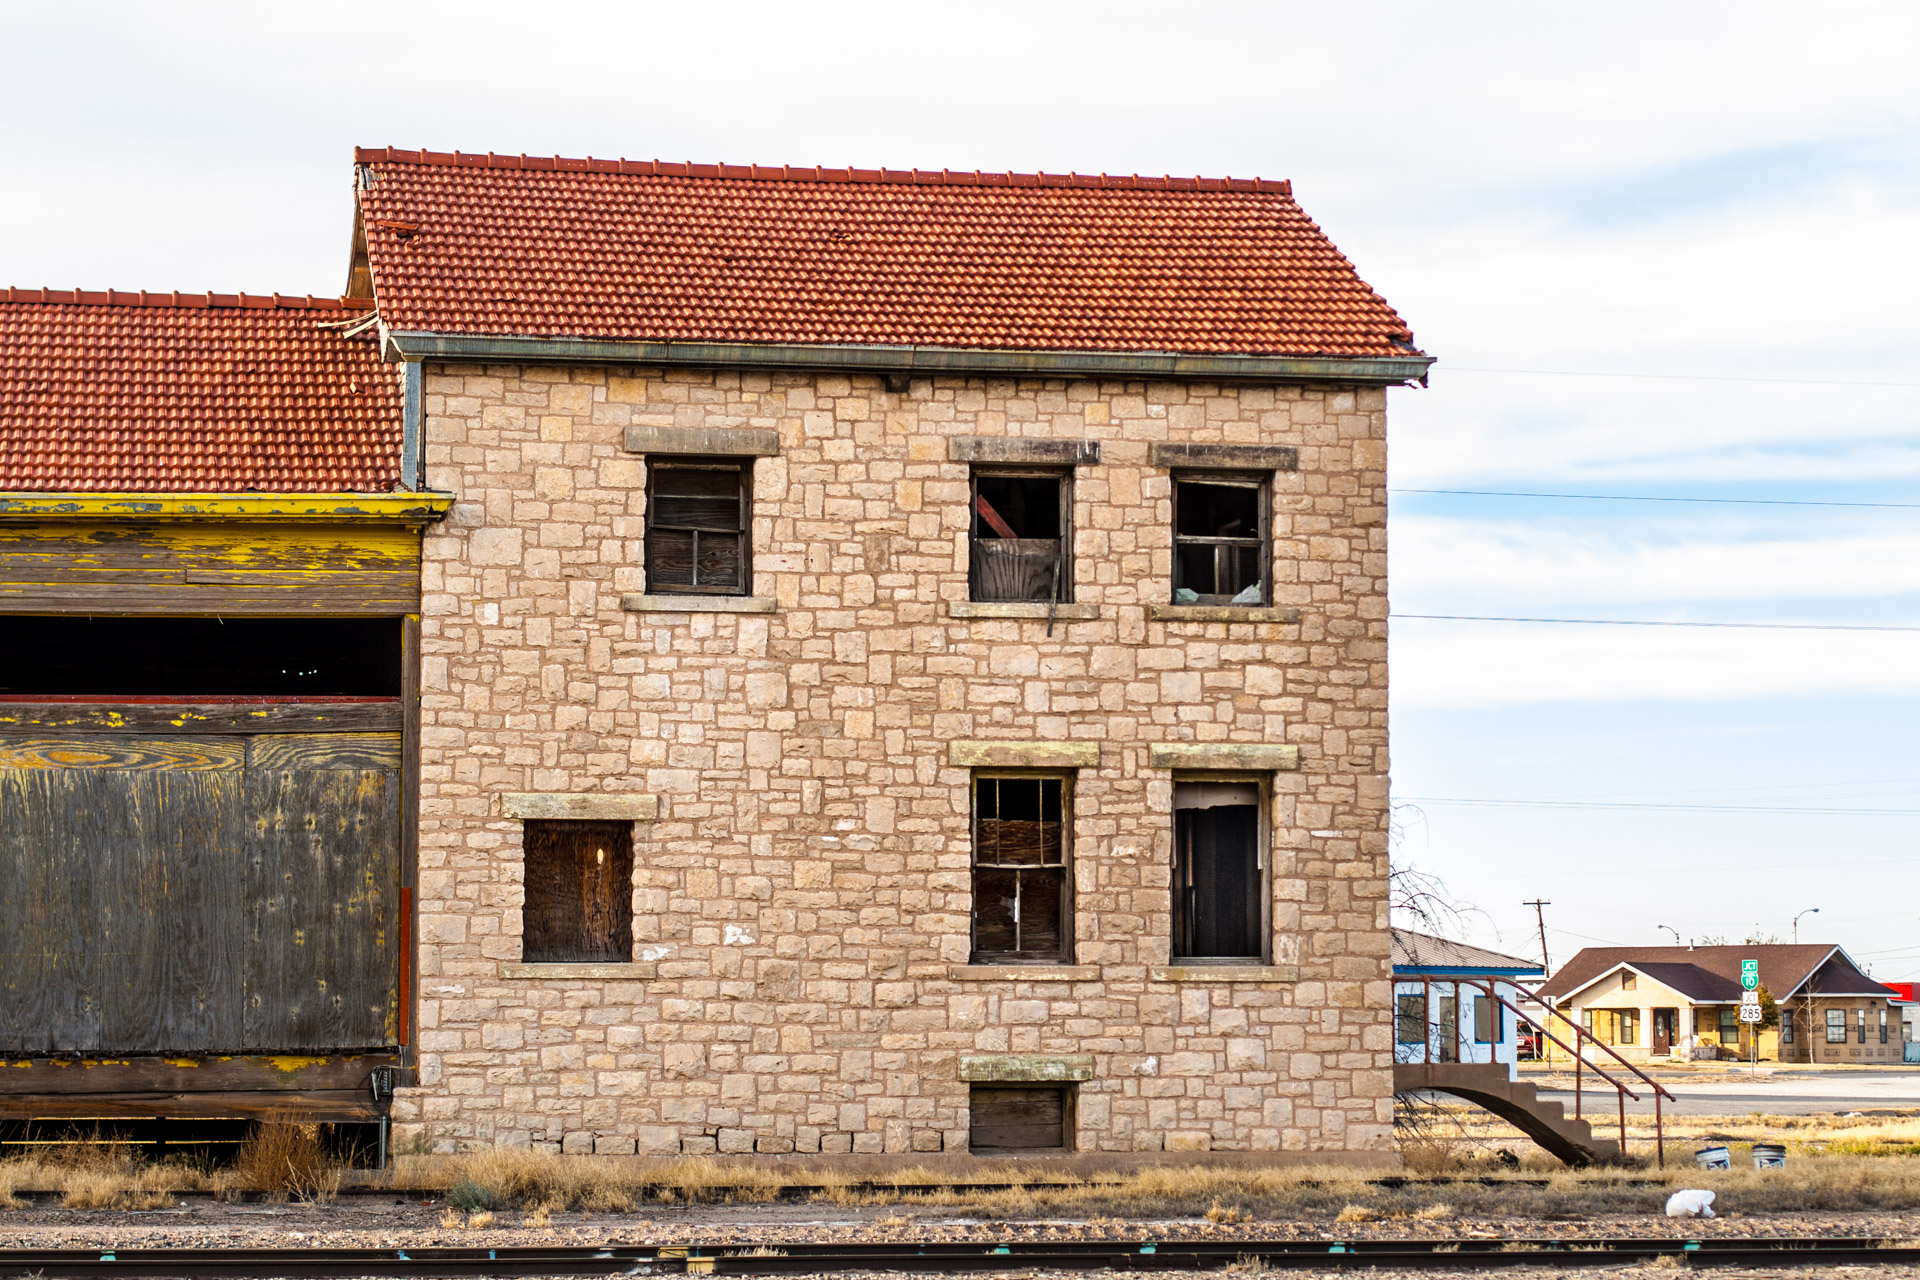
left=970, top=470, right=1069, bottom=603
left=971, top=775, right=1069, bottom=963
left=645, top=460, right=750, bottom=595
left=1171, top=474, right=1268, bottom=605
left=969, top=1085, right=1070, bottom=1152
left=522, top=820, right=634, bottom=963
left=1171, top=781, right=1263, bottom=961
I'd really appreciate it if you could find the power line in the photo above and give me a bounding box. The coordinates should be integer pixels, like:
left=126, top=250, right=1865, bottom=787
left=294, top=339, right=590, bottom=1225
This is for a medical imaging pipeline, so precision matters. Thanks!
left=1398, top=796, right=1920, bottom=817
left=1390, top=614, right=1920, bottom=633
left=1443, top=366, right=1920, bottom=390
left=1390, top=488, right=1920, bottom=510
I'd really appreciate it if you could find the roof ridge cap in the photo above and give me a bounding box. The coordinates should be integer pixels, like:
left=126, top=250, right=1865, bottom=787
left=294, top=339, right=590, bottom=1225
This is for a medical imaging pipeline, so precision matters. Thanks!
left=353, top=146, right=1293, bottom=195
left=0, top=289, right=372, bottom=311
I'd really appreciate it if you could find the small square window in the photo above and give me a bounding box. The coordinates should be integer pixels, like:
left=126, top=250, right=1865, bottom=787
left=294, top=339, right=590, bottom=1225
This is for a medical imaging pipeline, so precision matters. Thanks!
left=1171, top=780, right=1264, bottom=962
left=521, top=819, right=634, bottom=963
left=1171, top=474, right=1268, bottom=605
left=971, top=775, right=1071, bottom=963
left=969, top=1085, right=1071, bottom=1152
left=1620, top=972, right=1636, bottom=991
left=970, top=469, right=1070, bottom=603
left=645, top=459, right=751, bottom=595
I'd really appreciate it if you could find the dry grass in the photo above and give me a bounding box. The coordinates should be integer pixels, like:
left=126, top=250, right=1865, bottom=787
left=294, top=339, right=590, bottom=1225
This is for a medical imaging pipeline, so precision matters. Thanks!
left=232, top=1118, right=340, bottom=1202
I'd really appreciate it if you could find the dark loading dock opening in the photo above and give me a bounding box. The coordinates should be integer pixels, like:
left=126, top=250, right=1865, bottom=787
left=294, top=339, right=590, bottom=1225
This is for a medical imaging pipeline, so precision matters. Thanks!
left=0, top=617, right=400, bottom=696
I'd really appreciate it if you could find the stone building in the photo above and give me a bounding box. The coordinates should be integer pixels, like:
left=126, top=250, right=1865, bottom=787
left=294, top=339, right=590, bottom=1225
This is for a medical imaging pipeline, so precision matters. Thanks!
left=0, top=149, right=1428, bottom=1164
left=355, top=150, right=1430, bottom=1163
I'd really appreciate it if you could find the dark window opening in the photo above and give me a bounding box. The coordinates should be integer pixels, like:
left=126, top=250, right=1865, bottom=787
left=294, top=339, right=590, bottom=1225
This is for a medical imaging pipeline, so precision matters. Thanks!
left=1171, top=476, right=1267, bottom=605
left=969, top=1085, right=1071, bottom=1152
left=970, top=470, right=1069, bottom=603
left=0, top=616, right=399, bottom=697
left=1474, top=994, right=1502, bottom=1044
left=971, top=775, right=1069, bottom=963
left=1395, top=993, right=1426, bottom=1045
left=522, top=819, right=635, bottom=963
left=646, top=460, right=750, bottom=595
left=1171, top=781, right=1263, bottom=961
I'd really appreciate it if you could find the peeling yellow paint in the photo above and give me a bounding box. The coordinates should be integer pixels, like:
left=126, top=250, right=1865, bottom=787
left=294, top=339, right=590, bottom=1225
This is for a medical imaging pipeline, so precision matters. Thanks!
left=162, top=1058, right=203, bottom=1068
left=0, top=493, right=453, bottom=523
left=265, top=1056, right=328, bottom=1074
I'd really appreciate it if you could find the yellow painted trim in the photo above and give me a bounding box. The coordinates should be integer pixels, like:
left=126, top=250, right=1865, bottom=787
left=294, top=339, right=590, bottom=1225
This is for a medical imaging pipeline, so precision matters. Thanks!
left=0, top=493, right=454, bottom=523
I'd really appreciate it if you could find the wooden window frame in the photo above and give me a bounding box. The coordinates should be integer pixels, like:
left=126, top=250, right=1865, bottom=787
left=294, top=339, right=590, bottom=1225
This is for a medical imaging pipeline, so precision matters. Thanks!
left=968, top=771, right=1073, bottom=965
left=520, top=818, right=636, bottom=964
left=644, top=457, right=753, bottom=596
left=968, top=467, right=1073, bottom=604
left=1169, top=772, right=1271, bottom=965
left=968, top=1083, right=1075, bottom=1153
left=1170, top=470, right=1271, bottom=606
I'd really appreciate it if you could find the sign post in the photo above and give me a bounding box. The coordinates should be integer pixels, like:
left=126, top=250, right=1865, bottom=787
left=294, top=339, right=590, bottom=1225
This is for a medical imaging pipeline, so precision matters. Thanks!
left=1741, top=959, right=1761, bottom=1071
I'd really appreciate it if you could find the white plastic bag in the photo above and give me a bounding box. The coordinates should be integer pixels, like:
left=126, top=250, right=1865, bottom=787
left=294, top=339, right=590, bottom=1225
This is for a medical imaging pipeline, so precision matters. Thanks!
left=1665, top=1189, right=1716, bottom=1218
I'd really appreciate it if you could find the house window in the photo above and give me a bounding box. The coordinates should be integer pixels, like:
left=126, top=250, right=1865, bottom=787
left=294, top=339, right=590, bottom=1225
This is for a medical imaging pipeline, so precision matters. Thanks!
left=1621, top=972, right=1636, bottom=991
left=1881, top=1008, right=1889, bottom=1044
left=1719, top=1008, right=1740, bottom=1046
left=1582, top=1008, right=1595, bottom=1038
left=1859, top=1009, right=1868, bottom=1043
left=1782, top=1011, right=1794, bottom=1044
left=1171, top=474, right=1268, bottom=605
left=1827, top=1009, right=1847, bottom=1043
left=521, top=819, right=634, bottom=963
left=970, top=470, right=1069, bottom=603
left=1171, top=780, right=1264, bottom=961
left=1473, top=994, right=1503, bottom=1044
left=1593, top=1009, right=1637, bottom=1046
left=1396, top=993, right=1427, bottom=1045
left=971, top=775, right=1070, bottom=963
left=645, top=459, right=751, bottom=594
left=969, top=1085, right=1071, bottom=1152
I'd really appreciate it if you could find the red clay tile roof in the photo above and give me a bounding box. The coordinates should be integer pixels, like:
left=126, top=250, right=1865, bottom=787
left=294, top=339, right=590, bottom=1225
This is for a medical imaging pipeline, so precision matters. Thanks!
left=0, top=290, right=402, bottom=492
left=354, top=148, right=1420, bottom=358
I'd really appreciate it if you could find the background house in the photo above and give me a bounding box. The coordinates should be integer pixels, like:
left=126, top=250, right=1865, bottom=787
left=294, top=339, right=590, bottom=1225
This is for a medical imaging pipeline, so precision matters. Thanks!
left=1392, top=929, right=1543, bottom=1079
left=1540, top=944, right=1897, bottom=1064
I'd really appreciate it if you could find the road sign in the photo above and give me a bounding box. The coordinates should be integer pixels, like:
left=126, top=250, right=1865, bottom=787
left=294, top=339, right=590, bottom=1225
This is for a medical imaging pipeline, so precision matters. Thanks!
left=1739, top=1003, right=1764, bottom=1023
left=1742, top=988, right=1761, bottom=1006
left=1741, top=958, right=1759, bottom=991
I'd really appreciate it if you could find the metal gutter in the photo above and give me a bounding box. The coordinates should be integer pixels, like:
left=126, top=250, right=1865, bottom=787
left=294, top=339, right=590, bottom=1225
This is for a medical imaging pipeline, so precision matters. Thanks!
left=0, top=493, right=456, bottom=523
left=386, top=332, right=1434, bottom=386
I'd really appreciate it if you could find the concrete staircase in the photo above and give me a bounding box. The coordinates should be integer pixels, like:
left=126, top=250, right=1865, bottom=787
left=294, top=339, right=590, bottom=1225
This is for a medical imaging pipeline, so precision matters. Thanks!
left=1394, top=1061, right=1622, bottom=1166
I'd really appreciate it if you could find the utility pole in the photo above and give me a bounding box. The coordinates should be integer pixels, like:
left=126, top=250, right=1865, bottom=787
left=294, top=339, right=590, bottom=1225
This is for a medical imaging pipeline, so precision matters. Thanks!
left=1525, top=900, right=1552, bottom=973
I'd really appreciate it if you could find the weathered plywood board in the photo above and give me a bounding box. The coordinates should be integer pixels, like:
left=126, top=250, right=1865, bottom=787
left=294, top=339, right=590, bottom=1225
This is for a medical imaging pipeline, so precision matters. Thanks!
left=0, top=523, right=421, bottom=615
left=246, top=734, right=404, bottom=771
left=0, top=703, right=404, bottom=735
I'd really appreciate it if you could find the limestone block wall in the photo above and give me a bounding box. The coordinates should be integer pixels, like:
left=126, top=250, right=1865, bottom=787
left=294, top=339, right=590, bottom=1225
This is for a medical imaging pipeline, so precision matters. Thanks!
left=398, top=364, right=1394, bottom=1161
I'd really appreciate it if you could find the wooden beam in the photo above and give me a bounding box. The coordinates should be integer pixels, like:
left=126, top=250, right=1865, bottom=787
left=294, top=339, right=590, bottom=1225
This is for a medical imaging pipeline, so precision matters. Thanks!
left=0, top=703, right=403, bottom=734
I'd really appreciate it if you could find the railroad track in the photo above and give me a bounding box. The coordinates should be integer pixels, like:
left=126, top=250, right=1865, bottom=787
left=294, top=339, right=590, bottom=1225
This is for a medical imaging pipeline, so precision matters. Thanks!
left=1, top=1237, right=1916, bottom=1276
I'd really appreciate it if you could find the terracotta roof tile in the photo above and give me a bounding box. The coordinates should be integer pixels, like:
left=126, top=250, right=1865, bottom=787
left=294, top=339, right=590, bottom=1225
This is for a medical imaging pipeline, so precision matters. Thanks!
left=355, top=148, right=1420, bottom=358
left=0, top=291, right=402, bottom=492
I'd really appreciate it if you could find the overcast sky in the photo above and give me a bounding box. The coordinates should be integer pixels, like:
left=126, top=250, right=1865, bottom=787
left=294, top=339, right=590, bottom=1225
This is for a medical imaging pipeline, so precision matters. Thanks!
left=6, top=1, right=1918, bottom=974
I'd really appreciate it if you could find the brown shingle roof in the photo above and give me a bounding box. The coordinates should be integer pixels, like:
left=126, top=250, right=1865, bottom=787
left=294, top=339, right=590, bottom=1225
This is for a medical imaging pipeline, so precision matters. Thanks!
left=1542, top=945, right=1885, bottom=1004
left=354, top=148, right=1421, bottom=359
left=1392, top=928, right=1544, bottom=974
left=0, top=291, right=402, bottom=493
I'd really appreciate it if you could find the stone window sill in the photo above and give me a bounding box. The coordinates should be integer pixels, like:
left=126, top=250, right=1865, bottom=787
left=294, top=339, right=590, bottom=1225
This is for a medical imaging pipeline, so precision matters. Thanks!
left=946, top=601, right=1101, bottom=621
left=500, top=962, right=658, bottom=980
left=948, top=964, right=1101, bottom=982
left=959, top=1053, right=1095, bottom=1082
left=621, top=594, right=776, bottom=614
left=1149, top=964, right=1299, bottom=983
left=1147, top=604, right=1302, bottom=623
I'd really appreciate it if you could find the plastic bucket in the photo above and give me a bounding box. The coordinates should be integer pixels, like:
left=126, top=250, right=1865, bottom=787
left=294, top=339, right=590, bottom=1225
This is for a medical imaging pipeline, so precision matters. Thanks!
left=1694, top=1146, right=1731, bottom=1170
left=1752, top=1143, right=1786, bottom=1169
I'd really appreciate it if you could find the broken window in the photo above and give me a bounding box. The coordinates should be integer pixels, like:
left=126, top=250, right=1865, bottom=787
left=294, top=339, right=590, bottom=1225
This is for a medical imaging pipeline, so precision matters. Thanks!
left=969, top=1085, right=1071, bottom=1152
left=1171, top=780, right=1264, bottom=962
left=1171, top=474, right=1268, bottom=605
left=521, top=819, right=635, bottom=963
left=971, top=775, right=1070, bottom=963
left=970, top=470, right=1069, bottom=603
left=645, top=460, right=750, bottom=594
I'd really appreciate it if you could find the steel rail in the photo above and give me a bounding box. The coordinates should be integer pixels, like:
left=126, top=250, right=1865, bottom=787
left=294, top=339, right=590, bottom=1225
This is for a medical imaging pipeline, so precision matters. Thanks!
left=2, top=1236, right=1917, bottom=1276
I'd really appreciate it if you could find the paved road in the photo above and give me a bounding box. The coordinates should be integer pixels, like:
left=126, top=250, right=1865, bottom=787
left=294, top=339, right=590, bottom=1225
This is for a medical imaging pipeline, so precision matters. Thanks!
left=1528, top=1068, right=1920, bottom=1115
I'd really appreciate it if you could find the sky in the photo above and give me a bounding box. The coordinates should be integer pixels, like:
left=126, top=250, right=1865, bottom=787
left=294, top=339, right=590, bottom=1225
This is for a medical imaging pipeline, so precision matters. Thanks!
left=4, top=1, right=1917, bottom=974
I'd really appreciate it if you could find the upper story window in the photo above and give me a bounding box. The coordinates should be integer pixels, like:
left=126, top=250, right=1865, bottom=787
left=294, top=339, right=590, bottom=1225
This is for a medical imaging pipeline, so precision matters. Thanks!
left=1621, top=972, right=1636, bottom=991
left=970, top=469, right=1070, bottom=603
left=970, top=774, right=1071, bottom=963
left=1171, top=779, right=1265, bottom=962
left=645, top=459, right=751, bottom=595
left=1171, top=473, right=1268, bottom=606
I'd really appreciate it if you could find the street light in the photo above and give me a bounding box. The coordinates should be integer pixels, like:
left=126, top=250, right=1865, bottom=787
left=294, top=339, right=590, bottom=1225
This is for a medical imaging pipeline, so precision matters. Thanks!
left=1658, top=925, right=1680, bottom=944
left=1794, top=907, right=1820, bottom=943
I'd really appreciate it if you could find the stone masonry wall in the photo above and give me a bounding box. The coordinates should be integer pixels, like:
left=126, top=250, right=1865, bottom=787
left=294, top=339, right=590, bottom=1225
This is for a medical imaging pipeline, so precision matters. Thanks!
left=400, top=364, right=1393, bottom=1161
